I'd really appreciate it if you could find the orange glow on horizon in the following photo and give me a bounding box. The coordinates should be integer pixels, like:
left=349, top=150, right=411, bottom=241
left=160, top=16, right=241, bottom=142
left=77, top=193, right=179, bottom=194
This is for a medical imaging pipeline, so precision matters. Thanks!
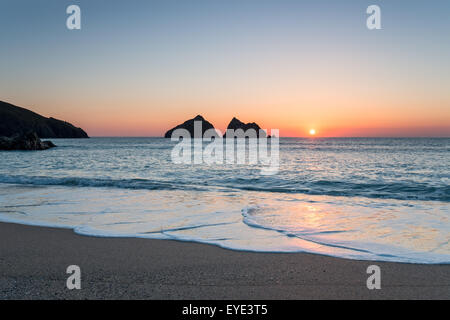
left=4, top=97, right=449, bottom=138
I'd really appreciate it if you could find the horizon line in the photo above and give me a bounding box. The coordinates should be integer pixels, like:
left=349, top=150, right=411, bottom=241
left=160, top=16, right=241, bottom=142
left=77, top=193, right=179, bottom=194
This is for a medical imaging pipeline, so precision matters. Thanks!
left=84, top=136, right=450, bottom=139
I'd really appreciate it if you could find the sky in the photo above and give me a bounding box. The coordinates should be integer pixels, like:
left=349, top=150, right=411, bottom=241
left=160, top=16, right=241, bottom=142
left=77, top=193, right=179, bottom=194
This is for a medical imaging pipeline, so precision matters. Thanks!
left=1, top=0, right=449, bottom=137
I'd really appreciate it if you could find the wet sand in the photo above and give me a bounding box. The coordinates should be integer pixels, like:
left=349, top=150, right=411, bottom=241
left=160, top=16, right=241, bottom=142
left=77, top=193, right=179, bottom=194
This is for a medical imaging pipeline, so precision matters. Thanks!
left=0, top=222, right=449, bottom=299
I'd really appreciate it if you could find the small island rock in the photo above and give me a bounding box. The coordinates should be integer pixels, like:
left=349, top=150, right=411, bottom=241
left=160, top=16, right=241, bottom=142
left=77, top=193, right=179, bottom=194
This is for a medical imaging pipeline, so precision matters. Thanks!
left=0, top=132, right=56, bottom=150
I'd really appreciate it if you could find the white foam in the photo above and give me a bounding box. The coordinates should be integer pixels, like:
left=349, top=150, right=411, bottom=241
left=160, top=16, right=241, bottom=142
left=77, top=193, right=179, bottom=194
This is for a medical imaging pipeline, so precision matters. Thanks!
left=0, top=183, right=449, bottom=264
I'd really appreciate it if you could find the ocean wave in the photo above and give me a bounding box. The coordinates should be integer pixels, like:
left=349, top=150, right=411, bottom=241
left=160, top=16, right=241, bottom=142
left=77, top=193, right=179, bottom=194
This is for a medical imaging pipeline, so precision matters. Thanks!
left=0, top=182, right=449, bottom=264
left=0, top=175, right=208, bottom=192
left=0, top=174, right=448, bottom=202
left=241, top=206, right=450, bottom=264
left=232, top=180, right=450, bottom=202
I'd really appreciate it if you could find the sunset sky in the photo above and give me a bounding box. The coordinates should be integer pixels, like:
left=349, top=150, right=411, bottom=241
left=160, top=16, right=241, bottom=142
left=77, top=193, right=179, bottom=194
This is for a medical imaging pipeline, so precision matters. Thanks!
left=1, top=0, right=449, bottom=137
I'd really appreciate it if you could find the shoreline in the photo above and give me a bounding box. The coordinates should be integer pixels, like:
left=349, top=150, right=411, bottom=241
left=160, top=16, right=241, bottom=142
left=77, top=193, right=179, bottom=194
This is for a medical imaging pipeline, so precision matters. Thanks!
left=1, top=221, right=449, bottom=299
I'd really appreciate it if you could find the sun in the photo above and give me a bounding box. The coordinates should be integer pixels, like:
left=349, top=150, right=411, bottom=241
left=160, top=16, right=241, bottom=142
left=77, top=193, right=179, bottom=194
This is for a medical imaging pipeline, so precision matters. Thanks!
left=309, top=129, right=316, bottom=136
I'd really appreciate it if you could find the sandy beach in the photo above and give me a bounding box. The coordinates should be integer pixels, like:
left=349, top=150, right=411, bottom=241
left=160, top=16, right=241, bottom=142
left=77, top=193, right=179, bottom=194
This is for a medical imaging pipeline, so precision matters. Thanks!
left=0, top=221, right=448, bottom=300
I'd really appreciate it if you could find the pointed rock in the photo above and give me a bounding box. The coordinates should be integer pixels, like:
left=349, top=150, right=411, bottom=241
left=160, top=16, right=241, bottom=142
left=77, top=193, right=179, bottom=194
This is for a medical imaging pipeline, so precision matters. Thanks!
left=223, top=117, right=268, bottom=138
left=164, top=115, right=217, bottom=138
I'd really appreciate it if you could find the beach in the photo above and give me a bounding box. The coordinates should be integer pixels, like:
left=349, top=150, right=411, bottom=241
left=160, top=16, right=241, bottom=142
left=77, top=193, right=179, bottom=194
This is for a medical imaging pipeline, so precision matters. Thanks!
left=2, top=0, right=450, bottom=304
left=1, top=221, right=449, bottom=300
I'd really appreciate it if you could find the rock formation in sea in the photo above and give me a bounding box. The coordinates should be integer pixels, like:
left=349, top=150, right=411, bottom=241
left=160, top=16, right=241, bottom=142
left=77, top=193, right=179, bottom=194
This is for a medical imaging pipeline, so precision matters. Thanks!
left=223, top=117, right=269, bottom=138
left=0, top=132, right=56, bottom=150
left=0, top=100, right=89, bottom=138
left=164, top=115, right=218, bottom=138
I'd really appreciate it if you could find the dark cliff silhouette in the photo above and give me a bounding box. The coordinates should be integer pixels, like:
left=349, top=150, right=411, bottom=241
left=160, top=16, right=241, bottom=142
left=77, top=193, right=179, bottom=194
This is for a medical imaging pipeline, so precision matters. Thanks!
left=0, top=101, right=89, bottom=138
left=164, top=115, right=217, bottom=138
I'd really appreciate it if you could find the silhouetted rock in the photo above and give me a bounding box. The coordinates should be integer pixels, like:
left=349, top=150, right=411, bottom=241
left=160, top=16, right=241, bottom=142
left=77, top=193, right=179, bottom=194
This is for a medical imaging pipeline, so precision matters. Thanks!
left=0, top=132, right=56, bottom=150
left=0, top=101, right=89, bottom=138
left=223, top=117, right=268, bottom=138
left=164, top=115, right=218, bottom=138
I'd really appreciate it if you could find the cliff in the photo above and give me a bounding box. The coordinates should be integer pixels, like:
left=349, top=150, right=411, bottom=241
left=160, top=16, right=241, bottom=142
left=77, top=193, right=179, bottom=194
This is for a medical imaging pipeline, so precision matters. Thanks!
left=0, top=101, right=89, bottom=138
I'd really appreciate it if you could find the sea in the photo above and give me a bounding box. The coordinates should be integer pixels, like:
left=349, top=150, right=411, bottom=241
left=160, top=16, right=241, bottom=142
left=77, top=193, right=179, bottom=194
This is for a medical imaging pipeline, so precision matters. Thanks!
left=0, top=137, right=448, bottom=264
